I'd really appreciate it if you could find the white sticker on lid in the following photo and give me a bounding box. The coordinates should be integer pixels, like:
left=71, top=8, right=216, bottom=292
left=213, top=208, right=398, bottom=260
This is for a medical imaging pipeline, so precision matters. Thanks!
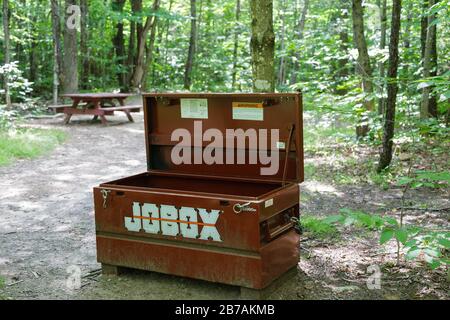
left=265, top=198, right=274, bottom=208
left=181, top=99, right=208, bottom=119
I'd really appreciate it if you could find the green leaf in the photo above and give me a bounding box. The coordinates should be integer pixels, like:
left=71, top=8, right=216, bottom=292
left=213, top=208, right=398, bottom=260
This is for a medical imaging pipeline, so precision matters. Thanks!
left=423, top=182, right=436, bottom=188
left=440, top=90, right=450, bottom=102
left=428, top=260, right=441, bottom=270
left=380, top=228, right=394, bottom=244
left=372, top=216, right=385, bottom=229
left=406, top=247, right=421, bottom=260
left=404, top=239, right=417, bottom=248
left=384, top=217, right=399, bottom=226
left=437, top=238, right=450, bottom=249
left=411, top=182, right=423, bottom=188
left=356, top=213, right=372, bottom=227
left=397, top=177, right=413, bottom=186
left=415, top=171, right=450, bottom=182
left=395, top=228, right=408, bottom=244
left=424, top=248, right=440, bottom=258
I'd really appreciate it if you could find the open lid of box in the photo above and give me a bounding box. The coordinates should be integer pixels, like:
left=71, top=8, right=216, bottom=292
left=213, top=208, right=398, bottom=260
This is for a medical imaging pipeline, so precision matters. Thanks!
left=142, top=93, right=304, bottom=184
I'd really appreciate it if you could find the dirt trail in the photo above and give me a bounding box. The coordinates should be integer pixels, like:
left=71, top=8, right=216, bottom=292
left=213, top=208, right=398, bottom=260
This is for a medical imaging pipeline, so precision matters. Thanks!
left=0, top=113, right=448, bottom=300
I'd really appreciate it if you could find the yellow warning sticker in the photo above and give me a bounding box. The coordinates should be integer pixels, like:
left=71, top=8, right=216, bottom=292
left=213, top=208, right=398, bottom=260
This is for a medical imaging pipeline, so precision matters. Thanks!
left=232, top=102, right=264, bottom=109
left=232, top=102, right=264, bottom=121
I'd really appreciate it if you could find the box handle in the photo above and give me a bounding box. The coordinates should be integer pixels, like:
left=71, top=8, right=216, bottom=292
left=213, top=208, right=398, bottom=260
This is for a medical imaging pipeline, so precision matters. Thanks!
left=233, top=202, right=252, bottom=214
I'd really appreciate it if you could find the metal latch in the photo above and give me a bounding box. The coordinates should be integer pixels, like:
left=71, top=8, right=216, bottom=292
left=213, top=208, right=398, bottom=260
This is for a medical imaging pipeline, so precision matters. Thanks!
left=233, top=202, right=255, bottom=214
left=101, top=189, right=111, bottom=209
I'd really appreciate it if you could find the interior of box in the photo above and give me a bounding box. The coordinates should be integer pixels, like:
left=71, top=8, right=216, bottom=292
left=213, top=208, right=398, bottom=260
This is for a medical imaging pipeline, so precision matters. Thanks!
left=143, top=94, right=304, bottom=184
left=105, top=172, right=284, bottom=198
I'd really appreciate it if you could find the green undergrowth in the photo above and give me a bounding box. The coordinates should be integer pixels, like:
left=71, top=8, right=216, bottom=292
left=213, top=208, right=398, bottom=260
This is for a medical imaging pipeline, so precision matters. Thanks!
left=0, top=128, right=67, bottom=166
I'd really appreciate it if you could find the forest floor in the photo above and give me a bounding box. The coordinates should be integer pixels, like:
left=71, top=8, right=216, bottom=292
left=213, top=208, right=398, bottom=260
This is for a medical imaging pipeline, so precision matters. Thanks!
left=0, top=111, right=448, bottom=300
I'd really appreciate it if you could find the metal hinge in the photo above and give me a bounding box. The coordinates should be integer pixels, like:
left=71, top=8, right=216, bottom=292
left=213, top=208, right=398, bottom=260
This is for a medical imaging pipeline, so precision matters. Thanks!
left=101, top=189, right=111, bottom=209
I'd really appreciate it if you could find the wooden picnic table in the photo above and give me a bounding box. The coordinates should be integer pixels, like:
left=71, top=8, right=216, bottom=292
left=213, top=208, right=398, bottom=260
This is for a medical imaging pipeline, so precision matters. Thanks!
left=57, top=93, right=141, bottom=125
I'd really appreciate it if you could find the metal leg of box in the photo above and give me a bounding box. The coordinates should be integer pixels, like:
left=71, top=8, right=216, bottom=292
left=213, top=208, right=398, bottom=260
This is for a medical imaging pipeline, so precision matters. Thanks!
left=99, top=261, right=298, bottom=300
left=101, top=263, right=125, bottom=276
left=240, top=266, right=298, bottom=300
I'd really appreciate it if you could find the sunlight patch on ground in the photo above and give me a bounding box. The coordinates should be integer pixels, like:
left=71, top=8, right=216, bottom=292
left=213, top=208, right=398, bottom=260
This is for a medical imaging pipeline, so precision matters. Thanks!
left=54, top=224, right=72, bottom=232
left=54, top=174, right=76, bottom=181
left=120, top=128, right=145, bottom=134
left=50, top=181, right=72, bottom=189
left=0, top=186, right=27, bottom=199
left=102, top=166, right=135, bottom=178
left=123, top=160, right=142, bottom=166
left=78, top=174, right=102, bottom=180
left=10, top=200, right=44, bottom=212
left=302, top=181, right=344, bottom=196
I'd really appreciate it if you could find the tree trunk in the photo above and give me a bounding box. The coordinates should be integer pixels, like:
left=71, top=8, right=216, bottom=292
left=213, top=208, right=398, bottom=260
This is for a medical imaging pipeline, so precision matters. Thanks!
left=142, top=9, right=160, bottom=91
left=196, top=0, right=204, bottom=49
left=2, top=0, right=12, bottom=108
left=29, top=33, right=38, bottom=84
left=231, top=0, right=241, bottom=89
left=352, top=0, right=374, bottom=137
left=127, top=0, right=143, bottom=85
left=402, top=0, right=412, bottom=95
left=403, top=1, right=412, bottom=50
left=333, top=0, right=350, bottom=94
left=80, top=0, right=89, bottom=89
left=62, top=0, right=79, bottom=94
left=377, top=0, right=387, bottom=115
left=277, top=0, right=287, bottom=86
left=135, top=0, right=144, bottom=66
left=250, top=0, right=275, bottom=92
left=27, top=0, right=38, bottom=84
left=420, top=0, right=428, bottom=62
left=421, top=0, right=438, bottom=118
left=133, top=0, right=144, bottom=65
left=378, top=0, right=402, bottom=172
left=162, top=0, right=174, bottom=67
left=127, top=21, right=136, bottom=81
left=429, top=1, right=438, bottom=118
left=290, top=0, right=309, bottom=85
left=130, top=0, right=160, bottom=92
left=127, top=4, right=136, bottom=84
left=184, top=0, right=198, bottom=90
left=152, top=0, right=173, bottom=87
left=51, top=0, right=62, bottom=104
left=112, top=0, right=127, bottom=91
left=15, top=0, right=26, bottom=68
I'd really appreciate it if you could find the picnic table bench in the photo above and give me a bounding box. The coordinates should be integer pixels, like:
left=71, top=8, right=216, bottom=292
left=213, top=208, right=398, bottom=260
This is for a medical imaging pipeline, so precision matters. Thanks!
left=50, top=93, right=142, bottom=125
left=49, top=103, right=87, bottom=113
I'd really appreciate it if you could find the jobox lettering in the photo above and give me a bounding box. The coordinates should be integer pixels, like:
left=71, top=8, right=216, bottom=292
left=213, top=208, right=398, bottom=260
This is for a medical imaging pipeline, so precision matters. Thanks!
left=124, top=202, right=223, bottom=242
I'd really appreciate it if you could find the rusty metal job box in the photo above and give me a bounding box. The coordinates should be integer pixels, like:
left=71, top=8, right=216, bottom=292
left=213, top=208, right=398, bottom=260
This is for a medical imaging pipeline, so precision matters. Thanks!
left=93, top=93, right=304, bottom=290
